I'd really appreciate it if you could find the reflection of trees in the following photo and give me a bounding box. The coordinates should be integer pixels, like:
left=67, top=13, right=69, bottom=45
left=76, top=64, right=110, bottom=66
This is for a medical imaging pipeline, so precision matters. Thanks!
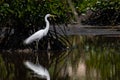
left=1, top=49, right=73, bottom=80
left=52, top=35, right=86, bottom=80
left=85, top=36, right=120, bottom=80
left=0, top=54, right=15, bottom=80
left=0, top=54, right=7, bottom=79
left=1, top=36, right=120, bottom=80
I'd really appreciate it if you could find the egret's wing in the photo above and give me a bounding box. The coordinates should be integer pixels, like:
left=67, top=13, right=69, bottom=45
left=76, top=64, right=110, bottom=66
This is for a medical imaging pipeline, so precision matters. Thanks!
left=24, top=61, right=50, bottom=79
left=24, top=30, right=44, bottom=44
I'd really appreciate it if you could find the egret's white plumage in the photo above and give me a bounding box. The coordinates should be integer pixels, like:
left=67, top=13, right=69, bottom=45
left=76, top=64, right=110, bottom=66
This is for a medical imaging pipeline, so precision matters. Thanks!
left=24, top=14, right=54, bottom=44
left=24, top=61, right=50, bottom=80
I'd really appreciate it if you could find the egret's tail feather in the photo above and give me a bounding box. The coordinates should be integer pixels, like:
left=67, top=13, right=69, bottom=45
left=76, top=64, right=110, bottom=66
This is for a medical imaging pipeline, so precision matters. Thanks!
left=24, top=39, right=30, bottom=44
left=24, top=37, right=33, bottom=44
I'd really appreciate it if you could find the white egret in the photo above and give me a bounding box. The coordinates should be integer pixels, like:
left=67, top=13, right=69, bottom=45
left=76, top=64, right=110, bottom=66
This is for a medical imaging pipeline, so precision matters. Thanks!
left=24, top=14, right=55, bottom=45
left=24, top=61, right=50, bottom=80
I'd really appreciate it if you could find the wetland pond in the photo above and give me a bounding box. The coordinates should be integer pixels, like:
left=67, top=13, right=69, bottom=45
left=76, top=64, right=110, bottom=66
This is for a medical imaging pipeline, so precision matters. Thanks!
left=0, top=35, right=120, bottom=80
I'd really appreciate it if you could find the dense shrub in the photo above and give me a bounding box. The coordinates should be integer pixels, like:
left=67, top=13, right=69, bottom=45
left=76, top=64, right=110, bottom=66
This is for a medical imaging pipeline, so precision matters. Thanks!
left=0, top=0, right=72, bottom=50
left=81, top=0, right=120, bottom=25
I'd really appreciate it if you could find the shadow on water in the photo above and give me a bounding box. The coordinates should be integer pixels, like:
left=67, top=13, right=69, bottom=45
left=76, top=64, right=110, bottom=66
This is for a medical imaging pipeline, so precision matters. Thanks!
left=0, top=35, right=120, bottom=80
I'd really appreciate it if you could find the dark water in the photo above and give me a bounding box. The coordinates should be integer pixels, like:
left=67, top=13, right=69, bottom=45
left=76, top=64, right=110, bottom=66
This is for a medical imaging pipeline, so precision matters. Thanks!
left=0, top=35, right=120, bottom=80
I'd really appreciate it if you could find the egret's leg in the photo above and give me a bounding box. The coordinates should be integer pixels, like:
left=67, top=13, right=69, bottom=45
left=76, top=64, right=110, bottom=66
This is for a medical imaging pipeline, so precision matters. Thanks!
left=47, top=51, right=51, bottom=64
left=47, top=41, right=51, bottom=63
left=47, top=40, right=51, bottom=50
left=35, top=40, right=39, bottom=64
left=36, top=40, right=39, bottom=51
left=36, top=54, right=39, bottom=65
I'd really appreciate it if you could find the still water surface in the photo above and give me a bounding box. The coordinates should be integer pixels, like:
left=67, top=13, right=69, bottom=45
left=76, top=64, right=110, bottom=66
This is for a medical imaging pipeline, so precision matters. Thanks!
left=0, top=35, right=120, bottom=80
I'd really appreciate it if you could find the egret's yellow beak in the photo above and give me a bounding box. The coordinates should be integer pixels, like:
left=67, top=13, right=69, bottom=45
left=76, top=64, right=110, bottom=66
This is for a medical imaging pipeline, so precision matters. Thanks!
left=50, top=14, right=56, bottom=17
left=50, top=14, right=56, bottom=20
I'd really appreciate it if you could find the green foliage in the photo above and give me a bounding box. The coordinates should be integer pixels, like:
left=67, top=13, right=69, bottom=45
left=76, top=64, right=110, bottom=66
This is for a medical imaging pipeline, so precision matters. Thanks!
left=91, top=0, right=120, bottom=11
left=1, top=0, right=120, bottom=26
left=0, top=0, right=73, bottom=27
left=73, top=0, right=120, bottom=14
left=78, top=0, right=120, bottom=25
left=73, top=0, right=97, bottom=14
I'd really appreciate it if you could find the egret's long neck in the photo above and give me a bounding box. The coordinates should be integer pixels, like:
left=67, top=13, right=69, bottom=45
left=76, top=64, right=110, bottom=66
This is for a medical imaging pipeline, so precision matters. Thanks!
left=45, top=16, right=50, bottom=32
